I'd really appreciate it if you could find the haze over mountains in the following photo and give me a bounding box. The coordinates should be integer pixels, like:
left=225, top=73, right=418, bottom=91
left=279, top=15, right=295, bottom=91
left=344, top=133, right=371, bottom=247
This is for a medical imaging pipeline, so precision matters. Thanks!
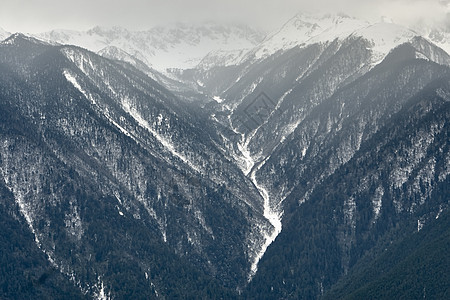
left=11, top=13, right=450, bottom=70
left=0, top=11, right=449, bottom=299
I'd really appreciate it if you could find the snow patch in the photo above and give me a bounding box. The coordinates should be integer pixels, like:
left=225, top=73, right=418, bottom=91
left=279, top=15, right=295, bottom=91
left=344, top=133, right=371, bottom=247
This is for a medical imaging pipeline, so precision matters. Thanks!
left=371, top=186, right=384, bottom=222
left=417, top=219, right=424, bottom=232
left=213, top=95, right=224, bottom=103
left=94, top=279, right=111, bottom=300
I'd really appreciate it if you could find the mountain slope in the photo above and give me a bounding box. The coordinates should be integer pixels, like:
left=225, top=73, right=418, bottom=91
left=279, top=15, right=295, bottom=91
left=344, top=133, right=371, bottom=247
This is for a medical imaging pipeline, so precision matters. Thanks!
left=0, top=34, right=274, bottom=297
left=245, top=58, right=450, bottom=298
left=324, top=203, right=450, bottom=299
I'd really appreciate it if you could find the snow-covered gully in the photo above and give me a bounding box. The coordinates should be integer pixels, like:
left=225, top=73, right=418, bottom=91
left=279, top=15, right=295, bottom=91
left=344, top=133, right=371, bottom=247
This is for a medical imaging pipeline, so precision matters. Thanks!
left=248, top=163, right=282, bottom=281
left=236, top=137, right=282, bottom=281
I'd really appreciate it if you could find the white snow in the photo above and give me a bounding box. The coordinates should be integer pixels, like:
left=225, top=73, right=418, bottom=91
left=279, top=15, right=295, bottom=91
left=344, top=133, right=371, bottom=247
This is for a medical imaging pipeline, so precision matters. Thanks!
left=63, top=70, right=95, bottom=104
left=250, top=13, right=370, bottom=60
left=353, top=22, right=418, bottom=64
left=234, top=135, right=282, bottom=281
left=279, top=119, right=302, bottom=144
left=417, top=219, right=424, bottom=232
left=237, top=135, right=256, bottom=175
left=436, top=206, right=444, bottom=219
left=94, top=279, right=110, bottom=300
left=372, top=186, right=384, bottom=222
left=301, top=147, right=307, bottom=158
left=35, top=23, right=264, bottom=72
left=197, top=48, right=250, bottom=69
left=121, top=98, right=201, bottom=173
left=246, top=13, right=423, bottom=68
left=248, top=162, right=282, bottom=280
left=213, top=96, right=225, bottom=103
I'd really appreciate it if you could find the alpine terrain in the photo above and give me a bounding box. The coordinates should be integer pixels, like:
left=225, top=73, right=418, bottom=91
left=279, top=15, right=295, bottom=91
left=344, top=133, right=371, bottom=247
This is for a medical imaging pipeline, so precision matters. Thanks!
left=0, top=13, right=449, bottom=299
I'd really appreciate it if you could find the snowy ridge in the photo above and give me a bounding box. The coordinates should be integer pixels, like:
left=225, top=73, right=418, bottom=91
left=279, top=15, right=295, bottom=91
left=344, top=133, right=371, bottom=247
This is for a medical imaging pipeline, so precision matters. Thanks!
left=98, top=45, right=149, bottom=67
left=35, top=23, right=264, bottom=72
left=248, top=13, right=369, bottom=60
left=245, top=13, right=428, bottom=65
left=413, top=24, right=450, bottom=56
left=0, top=33, right=49, bottom=46
left=197, top=48, right=250, bottom=69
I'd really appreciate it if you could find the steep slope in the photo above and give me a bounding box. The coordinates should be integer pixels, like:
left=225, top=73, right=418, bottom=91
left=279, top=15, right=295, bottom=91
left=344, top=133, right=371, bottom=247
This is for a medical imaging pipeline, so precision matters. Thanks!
left=0, top=34, right=273, bottom=296
left=245, top=54, right=450, bottom=298
left=182, top=14, right=450, bottom=286
left=0, top=180, right=87, bottom=299
left=324, top=206, right=450, bottom=299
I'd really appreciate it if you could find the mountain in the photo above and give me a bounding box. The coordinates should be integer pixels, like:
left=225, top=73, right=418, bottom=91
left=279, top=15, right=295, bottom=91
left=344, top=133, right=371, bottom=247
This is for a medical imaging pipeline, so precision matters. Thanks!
left=412, top=21, right=450, bottom=56
left=0, top=12, right=449, bottom=299
left=35, top=23, right=265, bottom=72
left=97, top=45, right=208, bottom=103
left=0, top=33, right=274, bottom=297
left=194, top=13, right=450, bottom=298
left=183, top=13, right=450, bottom=102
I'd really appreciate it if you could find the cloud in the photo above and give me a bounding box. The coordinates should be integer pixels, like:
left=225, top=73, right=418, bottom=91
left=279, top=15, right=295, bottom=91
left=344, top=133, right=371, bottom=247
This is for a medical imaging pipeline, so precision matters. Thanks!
left=0, top=0, right=449, bottom=33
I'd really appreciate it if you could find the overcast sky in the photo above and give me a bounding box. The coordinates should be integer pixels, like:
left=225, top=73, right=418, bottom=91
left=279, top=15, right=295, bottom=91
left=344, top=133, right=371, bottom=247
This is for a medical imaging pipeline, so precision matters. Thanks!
left=1, top=0, right=449, bottom=33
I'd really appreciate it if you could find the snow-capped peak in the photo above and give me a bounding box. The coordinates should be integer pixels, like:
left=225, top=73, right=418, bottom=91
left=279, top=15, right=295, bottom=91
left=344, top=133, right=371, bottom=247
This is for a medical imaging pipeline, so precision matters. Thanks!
left=352, top=22, right=419, bottom=63
left=246, top=12, right=428, bottom=64
left=250, top=13, right=370, bottom=60
left=0, top=33, right=49, bottom=46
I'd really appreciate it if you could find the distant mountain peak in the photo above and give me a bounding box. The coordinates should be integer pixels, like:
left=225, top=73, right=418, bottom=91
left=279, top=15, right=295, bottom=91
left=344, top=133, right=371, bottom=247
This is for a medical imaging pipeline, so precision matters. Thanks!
left=1, top=33, right=48, bottom=46
left=250, top=13, right=370, bottom=60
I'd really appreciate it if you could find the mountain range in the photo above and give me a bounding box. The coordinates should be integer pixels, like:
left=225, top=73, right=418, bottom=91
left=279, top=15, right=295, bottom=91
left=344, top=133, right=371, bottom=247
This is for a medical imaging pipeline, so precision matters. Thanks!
left=0, top=12, right=449, bottom=299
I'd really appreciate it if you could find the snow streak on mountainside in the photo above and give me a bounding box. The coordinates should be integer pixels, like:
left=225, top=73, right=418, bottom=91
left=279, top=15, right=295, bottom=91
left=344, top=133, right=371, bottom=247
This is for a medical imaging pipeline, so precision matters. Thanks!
left=34, top=23, right=265, bottom=72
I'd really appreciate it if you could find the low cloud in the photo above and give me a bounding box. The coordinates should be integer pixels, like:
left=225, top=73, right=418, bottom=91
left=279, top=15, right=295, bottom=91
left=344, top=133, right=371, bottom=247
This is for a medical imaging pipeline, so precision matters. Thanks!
left=0, top=0, right=449, bottom=33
